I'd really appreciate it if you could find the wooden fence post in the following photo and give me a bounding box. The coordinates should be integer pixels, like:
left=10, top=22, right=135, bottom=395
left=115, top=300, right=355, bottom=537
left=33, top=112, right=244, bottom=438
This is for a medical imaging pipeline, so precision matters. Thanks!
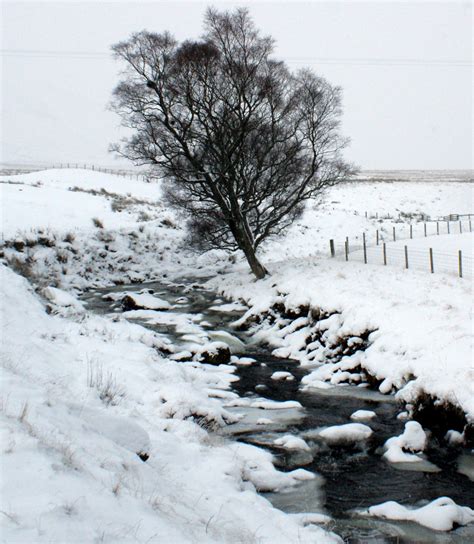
left=470, top=220, right=472, bottom=233
left=329, top=239, right=335, bottom=258
left=458, top=250, right=463, bottom=278
left=393, top=226, right=396, bottom=242
left=363, top=233, right=367, bottom=264
left=383, top=242, right=387, bottom=265
left=437, top=222, right=439, bottom=235
left=365, top=211, right=367, bottom=218
left=424, top=223, right=427, bottom=237
left=376, top=229, right=379, bottom=245
left=404, top=245, right=409, bottom=269
left=410, top=224, right=413, bottom=239
left=429, top=248, right=434, bottom=273
left=345, top=239, right=349, bottom=261
left=447, top=220, right=450, bottom=234
left=459, top=221, right=462, bottom=234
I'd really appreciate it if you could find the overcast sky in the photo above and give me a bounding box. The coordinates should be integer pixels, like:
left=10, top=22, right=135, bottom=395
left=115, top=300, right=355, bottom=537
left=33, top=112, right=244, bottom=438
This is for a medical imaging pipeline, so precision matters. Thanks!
left=1, top=0, right=472, bottom=170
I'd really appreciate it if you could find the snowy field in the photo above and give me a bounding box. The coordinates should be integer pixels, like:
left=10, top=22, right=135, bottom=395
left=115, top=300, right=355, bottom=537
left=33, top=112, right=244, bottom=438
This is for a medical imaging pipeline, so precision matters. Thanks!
left=1, top=168, right=473, bottom=541
left=0, top=169, right=163, bottom=236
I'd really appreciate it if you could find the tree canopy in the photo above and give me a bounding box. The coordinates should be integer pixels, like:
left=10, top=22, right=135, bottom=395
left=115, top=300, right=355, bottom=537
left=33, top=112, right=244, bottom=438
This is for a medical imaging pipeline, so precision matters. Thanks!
left=111, top=7, right=355, bottom=278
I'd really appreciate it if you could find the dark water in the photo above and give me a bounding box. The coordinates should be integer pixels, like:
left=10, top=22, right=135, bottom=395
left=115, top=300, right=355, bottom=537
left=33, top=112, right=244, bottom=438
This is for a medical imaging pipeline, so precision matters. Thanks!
left=82, top=278, right=474, bottom=543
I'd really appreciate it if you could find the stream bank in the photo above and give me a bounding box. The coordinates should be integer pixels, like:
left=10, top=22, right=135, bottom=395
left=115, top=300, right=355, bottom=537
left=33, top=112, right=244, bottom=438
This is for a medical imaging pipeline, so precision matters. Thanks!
left=82, top=276, right=474, bottom=543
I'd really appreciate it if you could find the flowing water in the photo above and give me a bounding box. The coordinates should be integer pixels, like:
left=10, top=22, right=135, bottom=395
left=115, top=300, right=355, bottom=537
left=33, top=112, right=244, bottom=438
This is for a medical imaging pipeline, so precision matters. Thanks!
left=82, top=277, right=474, bottom=543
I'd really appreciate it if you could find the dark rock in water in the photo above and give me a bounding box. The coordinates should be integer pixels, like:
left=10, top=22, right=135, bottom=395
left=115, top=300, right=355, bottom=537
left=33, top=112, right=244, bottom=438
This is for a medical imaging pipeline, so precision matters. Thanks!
left=412, top=392, right=470, bottom=445
left=137, top=451, right=149, bottom=462
left=464, top=424, right=474, bottom=447
left=121, top=295, right=140, bottom=311
left=197, top=344, right=231, bottom=365
left=13, top=240, right=25, bottom=252
left=255, top=384, right=268, bottom=392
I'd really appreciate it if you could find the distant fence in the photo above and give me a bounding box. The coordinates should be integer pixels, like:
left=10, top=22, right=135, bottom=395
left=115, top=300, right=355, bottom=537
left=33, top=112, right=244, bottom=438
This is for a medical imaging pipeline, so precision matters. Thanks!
left=329, top=218, right=473, bottom=278
left=361, top=210, right=474, bottom=223
left=0, top=163, right=153, bottom=182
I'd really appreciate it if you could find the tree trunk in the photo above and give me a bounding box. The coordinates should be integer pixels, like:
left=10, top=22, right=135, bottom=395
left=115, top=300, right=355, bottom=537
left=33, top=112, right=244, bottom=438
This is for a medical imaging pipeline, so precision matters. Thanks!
left=240, top=237, right=268, bottom=279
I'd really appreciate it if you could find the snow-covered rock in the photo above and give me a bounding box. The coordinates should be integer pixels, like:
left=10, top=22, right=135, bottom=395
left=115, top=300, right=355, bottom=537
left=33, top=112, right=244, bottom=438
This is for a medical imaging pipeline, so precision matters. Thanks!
left=43, top=286, right=84, bottom=312
left=194, top=341, right=231, bottom=365
left=361, top=497, right=474, bottom=531
left=383, top=421, right=427, bottom=463
left=316, top=423, right=373, bottom=444
left=121, top=292, right=171, bottom=311
left=274, top=435, right=311, bottom=451
left=271, top=371, right=295, bottom=381
left=350, top=409, right=376, bottom=421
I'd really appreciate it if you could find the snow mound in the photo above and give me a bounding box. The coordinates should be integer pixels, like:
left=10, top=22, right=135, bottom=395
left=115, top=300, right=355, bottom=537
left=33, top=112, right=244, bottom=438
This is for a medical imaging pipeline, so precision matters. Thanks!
left=383, top=421, right=427, bottom=463
left=121, top=292, right=171, bottom=311
left=251, top=399, right=303, bottom=410
left=231, top=355, right=256, bottom=366
left=317, top=423, right=373, bottom=444
left=350, top=409, right=376, bottom=421
left=43, top=286, right=84, bottom=312
left=274, top=435, right=311, bottom=451
left=271, top=371, right=295, bottom=381
left=362, top=497, right=474, bottom=531
left=75, top=407, right=151, bottom=458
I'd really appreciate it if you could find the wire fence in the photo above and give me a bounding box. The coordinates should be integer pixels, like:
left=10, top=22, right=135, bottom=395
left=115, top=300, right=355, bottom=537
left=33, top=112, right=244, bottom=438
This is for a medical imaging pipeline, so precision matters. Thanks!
left=361, top=210, right=474, bottom=223
left=0, top=163, right=153, bottom=182
left=329, top=218, right=473, bottom=278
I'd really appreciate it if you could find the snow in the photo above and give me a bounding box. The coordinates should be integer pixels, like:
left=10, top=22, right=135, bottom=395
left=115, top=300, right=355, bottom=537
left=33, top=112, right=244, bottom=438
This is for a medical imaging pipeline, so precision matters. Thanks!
left=0, top=265, right=337, bottom=543
left=250, top=399, right=303, bottom=410
left=271, top=371, right=295, bottom=381
left=1, top=168, right=473, bottom=541
left=383, top=421, right=427, bottom=463
left=316, top=423, right=373, bottom=444
left=361, top=497, right=474, bottom=531
left=348, top=232, right=472, bottom=277
left=121, top=291, right=172, bottom=310
left=42, top=286, right=85, bottom=312
left=211, top=254, right=474, bottom=422
left=274, top=435, right=311, bottom=451
left=231, top=355, right=256, bottom=366
left=350, top=409, right=376, bottom=421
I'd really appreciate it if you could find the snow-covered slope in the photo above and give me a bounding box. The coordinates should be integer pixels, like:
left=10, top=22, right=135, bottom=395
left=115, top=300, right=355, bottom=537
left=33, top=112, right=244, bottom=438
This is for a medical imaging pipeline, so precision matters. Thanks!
left=0, top=169, right=163, bottom=237
left=0, top=265, right=339, bottom=543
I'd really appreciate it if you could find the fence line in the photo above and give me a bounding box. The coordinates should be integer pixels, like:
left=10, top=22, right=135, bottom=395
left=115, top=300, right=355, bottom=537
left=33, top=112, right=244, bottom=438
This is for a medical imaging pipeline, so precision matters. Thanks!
left=0, top=163, right=153, bottom=183
left=329, top=219, right=473, bottom=278
left=362, top=210, right=474, bottom=222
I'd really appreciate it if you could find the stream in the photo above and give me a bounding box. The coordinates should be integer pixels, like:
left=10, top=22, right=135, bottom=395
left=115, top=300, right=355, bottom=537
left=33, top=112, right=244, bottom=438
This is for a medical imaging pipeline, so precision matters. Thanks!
left=82, top=276, right=474, bottom=543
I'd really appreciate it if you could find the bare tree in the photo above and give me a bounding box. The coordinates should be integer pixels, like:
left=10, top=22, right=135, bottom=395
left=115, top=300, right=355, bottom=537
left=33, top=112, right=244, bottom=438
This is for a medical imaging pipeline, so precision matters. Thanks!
left=110, top=7, right=355, bottom=279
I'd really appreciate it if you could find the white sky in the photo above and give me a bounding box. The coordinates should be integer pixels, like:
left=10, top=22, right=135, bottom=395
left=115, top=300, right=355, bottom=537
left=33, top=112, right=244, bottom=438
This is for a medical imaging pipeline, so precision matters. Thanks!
left=1, top=0, right=472, bottom=169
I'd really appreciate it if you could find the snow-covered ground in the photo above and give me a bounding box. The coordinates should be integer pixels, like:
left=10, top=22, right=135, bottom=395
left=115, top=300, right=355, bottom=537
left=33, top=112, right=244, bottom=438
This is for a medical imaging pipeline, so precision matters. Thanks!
left=1, top=168, right=474, bottom=540
left=0, top=169, right=163, bottom=236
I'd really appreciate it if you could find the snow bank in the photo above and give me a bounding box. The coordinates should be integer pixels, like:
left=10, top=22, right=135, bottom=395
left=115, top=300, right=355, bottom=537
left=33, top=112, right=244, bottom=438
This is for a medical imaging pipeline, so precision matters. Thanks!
left=0, top=265, right=338, bottom=543
left=361, top=497, right=474, bottom=531
left=210, top=254, right=474, bottom=426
